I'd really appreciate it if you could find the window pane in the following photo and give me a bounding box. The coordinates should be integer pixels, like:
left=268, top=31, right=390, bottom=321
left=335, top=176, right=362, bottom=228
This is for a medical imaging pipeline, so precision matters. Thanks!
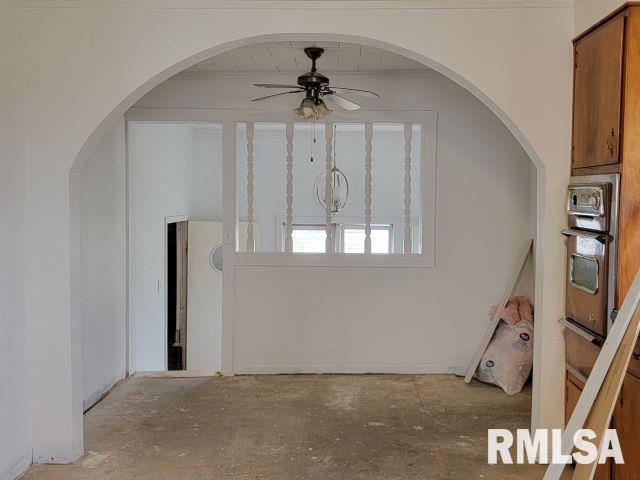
left=343, top=227, right=391, bottom=254
left=292, top=229, right=326, bottom=253
left=371, top=229, right=391, bottom=254
left=343, top=228, right=365, bottom=253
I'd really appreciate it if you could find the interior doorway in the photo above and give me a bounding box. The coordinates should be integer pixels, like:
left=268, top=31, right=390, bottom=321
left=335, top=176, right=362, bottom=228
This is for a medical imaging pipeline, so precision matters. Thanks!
left=167, top=220, right=188, bottom=370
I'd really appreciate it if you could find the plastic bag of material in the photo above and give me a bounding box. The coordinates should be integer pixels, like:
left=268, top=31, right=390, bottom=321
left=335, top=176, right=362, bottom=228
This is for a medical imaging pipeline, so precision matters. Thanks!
left=475, top=319, right=534, bottom=395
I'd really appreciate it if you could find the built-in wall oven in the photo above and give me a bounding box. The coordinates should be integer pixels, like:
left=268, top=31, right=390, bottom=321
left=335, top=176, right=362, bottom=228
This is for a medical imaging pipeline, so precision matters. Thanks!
left=562, top=174, right=620, bottom=339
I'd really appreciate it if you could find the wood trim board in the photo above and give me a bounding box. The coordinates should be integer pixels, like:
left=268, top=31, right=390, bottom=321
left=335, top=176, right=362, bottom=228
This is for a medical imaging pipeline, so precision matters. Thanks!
left=463, top=238, right=533, bottom=384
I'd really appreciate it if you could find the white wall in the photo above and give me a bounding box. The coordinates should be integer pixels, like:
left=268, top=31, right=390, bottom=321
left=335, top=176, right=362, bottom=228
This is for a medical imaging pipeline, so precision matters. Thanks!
left=0, top=1, right=31, bottom=478
left=136, top=70, right=533, bottom=374
left=79, top=117, right=127, bottom=410
left=192, top=127, right=223, bottom=221
left=128, top=123, right=195, bottom=372
left=575, top=0, right=624, bottom=34
left=18, top=1, right=573, bottom=461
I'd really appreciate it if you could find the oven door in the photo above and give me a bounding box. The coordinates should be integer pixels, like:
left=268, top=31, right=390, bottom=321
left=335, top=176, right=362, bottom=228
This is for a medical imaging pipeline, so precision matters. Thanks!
left=563, top=229, right=609, bottom=337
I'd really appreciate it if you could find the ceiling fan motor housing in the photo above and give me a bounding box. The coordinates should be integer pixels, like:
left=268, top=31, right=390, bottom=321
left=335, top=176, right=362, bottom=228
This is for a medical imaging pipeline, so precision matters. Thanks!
left=298, top=47, right=329, bottom=91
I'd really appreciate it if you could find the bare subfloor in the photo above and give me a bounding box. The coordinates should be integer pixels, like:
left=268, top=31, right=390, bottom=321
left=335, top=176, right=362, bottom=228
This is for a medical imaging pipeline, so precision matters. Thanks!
left=23, top=375, right=547, bottom=479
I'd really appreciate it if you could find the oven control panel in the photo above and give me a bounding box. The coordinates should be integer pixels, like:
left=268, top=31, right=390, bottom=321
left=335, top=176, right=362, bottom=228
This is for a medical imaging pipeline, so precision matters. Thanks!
left=567, top=183, right=611, bottom=232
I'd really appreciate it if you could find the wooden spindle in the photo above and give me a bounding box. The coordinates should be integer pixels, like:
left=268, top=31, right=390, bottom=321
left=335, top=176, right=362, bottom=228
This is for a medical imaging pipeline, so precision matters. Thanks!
left=324, top=123, right=334, bottom=253
left=285, top=122, right=294, bottom=253
left=364, top=123, right=373, bottom=254
left=403, top=123, right=412, bottom=254
left=245, top=122, right=255, bottom=253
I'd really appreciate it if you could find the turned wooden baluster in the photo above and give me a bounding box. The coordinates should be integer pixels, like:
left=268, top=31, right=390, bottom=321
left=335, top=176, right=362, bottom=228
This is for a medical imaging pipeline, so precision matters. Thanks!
left=285, top=122, right=294, bottom=253
left=403, top=123, right=412, bottom=254
left=364, top=123, right=373, bottom=254
left=324, top=123, right=334, bottom=253
left=245, top=121, right=255, bottom=253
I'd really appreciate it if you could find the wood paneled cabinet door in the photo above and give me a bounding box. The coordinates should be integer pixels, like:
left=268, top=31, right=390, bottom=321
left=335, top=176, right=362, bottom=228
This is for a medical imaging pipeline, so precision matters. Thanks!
left=572, top=14, right=625, bottom=169
left=565, top=373, right=611, bottom=480
left=613, top=373, right=640, bottom=480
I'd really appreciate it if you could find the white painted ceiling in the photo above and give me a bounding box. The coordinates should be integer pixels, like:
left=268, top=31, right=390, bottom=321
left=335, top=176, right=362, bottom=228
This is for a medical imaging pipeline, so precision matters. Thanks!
left=183, top=41, right=427, bottom=74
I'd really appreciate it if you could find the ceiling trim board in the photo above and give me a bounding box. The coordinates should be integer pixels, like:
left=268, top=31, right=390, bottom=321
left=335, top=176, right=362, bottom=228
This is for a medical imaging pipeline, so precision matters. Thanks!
left=14, top=0, right=575, bottom=10
left=170, top=70, right=437, bottom=80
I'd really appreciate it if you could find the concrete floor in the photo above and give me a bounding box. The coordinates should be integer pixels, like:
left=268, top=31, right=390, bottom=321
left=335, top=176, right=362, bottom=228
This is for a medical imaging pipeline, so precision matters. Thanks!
left=22, top=375, right=549, bottom=479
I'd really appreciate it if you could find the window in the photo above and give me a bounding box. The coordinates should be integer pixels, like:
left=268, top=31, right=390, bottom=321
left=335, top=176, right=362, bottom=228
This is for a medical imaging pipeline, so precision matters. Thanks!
left=341, top=224, right=393, bottom=254
left=232, top=111, right=437, bottom=266
left=289, top=223, right=392, bottom=254
left=291, top=225, right=328, bottom=253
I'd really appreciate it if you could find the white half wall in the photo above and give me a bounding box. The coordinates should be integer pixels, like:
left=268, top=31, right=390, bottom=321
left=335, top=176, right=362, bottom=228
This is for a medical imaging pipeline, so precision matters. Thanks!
left=128, top=123, right=195, bottom=372
left=0, top=1, right=31, bottom=478
left=79, top=117, right=127, bottom=410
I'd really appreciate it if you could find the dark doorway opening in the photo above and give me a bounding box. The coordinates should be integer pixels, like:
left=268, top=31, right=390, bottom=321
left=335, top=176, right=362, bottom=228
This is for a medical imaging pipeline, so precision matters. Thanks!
left=167, top=221, right=188, bottom=370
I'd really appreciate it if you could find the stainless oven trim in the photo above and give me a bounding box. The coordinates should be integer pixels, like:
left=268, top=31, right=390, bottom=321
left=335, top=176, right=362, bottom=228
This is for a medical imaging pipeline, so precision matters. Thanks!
left=568, top=174, right=620, bottom=333
left=567, top=184, right=607, bottom=218
left=568, top=252, right=599, bottom=295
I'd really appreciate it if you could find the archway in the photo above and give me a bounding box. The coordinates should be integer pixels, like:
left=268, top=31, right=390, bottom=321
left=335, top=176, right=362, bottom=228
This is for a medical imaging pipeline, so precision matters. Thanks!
left=67, top=33, right=554, bottom=461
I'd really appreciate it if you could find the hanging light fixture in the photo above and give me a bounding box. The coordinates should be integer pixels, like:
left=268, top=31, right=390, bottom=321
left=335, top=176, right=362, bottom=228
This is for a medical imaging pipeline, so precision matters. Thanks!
left=314, top=125, right=349, bottom=214
left=294, top=91, right=332, bottom=120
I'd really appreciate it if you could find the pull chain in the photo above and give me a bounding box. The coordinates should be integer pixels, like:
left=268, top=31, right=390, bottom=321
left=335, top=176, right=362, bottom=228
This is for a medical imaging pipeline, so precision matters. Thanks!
left=310, top=118, right=317, bottom=163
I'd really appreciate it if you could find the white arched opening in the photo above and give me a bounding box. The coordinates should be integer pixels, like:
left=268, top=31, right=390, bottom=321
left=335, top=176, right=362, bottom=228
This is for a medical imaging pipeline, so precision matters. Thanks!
left=62, top=32, right=558, bottom=463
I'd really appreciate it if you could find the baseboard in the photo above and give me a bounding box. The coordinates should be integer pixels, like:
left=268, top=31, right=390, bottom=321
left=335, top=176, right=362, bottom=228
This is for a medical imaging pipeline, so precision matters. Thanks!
left=83, top=374, right=125, bottom=412
left=133, top=370, right=220, bottom=378
left=233, top=363, right=468, bottom=375
left=0, top=451, right=31, bottom=480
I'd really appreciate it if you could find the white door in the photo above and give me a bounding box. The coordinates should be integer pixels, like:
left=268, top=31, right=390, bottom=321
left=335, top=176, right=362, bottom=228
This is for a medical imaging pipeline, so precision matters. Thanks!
left=187, top=221, right=223, bottom=372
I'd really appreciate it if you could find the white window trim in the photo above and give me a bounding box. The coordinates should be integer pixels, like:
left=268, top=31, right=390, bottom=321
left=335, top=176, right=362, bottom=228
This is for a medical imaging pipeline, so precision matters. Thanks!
left=126, top=109, right=437, bottom=268
left=275, top=216, right=396, bottom=254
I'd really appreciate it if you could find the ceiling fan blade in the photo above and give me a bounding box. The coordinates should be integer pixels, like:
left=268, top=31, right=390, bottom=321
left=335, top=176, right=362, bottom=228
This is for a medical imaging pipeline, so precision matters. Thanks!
left=252, top=90, right=303, bottom=102
left=324, top=92, right=361, bottom=111
left=254, top=83, right=304, bottom=89
left=326, top=86, right=381, bottom=99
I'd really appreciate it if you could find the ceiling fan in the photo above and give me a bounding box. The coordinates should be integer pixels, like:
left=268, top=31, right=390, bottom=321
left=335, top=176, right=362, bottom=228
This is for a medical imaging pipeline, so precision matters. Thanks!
left=252, top=47, right=381, bottom=119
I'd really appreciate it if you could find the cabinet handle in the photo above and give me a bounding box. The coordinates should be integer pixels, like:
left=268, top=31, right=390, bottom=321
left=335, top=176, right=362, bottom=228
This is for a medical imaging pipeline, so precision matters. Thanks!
left=607, top=128, right=616, bottom=158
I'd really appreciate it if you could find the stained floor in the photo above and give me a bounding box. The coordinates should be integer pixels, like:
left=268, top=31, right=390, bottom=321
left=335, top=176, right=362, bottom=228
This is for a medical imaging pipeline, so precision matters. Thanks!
left=22, top=375, right=549, bottom=479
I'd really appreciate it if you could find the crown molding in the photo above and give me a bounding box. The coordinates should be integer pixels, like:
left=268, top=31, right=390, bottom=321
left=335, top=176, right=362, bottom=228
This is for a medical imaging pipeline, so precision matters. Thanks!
left=14, top=0, right=574, bottom=10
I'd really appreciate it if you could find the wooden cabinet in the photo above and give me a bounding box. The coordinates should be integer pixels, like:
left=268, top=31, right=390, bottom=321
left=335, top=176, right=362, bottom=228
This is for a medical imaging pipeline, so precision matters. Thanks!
left=572, top=15, right=625, bottom=170
left=569, top=5, right=640, bottom=479
left=613, top=373, right=640, bottom=480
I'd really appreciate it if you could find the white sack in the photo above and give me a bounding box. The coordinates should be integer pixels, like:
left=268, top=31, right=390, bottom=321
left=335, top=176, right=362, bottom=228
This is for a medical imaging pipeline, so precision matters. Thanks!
left=475, top=320, right=534, bottom=395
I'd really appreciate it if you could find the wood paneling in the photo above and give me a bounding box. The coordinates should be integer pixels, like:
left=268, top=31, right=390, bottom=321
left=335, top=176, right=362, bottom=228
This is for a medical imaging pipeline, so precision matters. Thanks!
left=618, top=8, right=640, bottom=308
left=572, top=14, right=625, bottom=169
left=613, top=373, right=640, bottom=480
left=572, top=163, right=622, bottom=177
left=566, top=328, right=603, bottom=380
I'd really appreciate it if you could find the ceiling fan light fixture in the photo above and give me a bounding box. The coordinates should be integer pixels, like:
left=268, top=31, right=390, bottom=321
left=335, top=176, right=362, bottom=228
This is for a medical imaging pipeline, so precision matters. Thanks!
left=314, top=100, right=332, bottom=119
left=294, top=97, right=317, bottom=119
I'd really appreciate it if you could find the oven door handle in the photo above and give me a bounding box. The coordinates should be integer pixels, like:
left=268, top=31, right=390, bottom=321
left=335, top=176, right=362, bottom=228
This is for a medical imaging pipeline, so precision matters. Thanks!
left=561, top=229, right=609, bottom=244
left=560, top=317, right=604, bottom=347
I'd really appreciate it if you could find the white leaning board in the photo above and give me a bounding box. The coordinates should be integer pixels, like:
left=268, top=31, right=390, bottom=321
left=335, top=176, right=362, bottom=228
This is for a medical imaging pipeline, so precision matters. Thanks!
left=464, top=238, right=533, bottom=383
